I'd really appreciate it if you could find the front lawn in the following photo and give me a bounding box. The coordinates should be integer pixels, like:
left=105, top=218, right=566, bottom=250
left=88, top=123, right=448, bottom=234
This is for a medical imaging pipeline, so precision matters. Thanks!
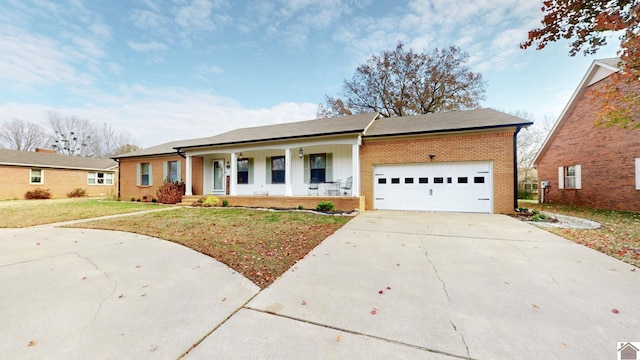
left=520, top=201, right=640, bottom=268
left=0, top=199, right=160, bottom=228
left=72, top=208, right=351, bottom=288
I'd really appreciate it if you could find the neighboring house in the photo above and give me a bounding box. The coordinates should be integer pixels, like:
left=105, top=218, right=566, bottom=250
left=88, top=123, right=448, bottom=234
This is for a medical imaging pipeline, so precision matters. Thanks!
left=534, top=58, right=640, bottom=212
left=114, top=109, right=531, bottom=213
left=0, top=148, right=118, bottom=200
left=518, top=167, right=538, bottom=198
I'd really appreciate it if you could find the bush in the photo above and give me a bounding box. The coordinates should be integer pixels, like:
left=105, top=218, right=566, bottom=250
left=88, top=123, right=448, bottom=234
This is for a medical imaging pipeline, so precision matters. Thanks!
left=298, top=205, right=304, bottom=210
left=67, top=188, right=87, bottom=198
left=156, top=181, right=186, bottom=204
left=202, top=195, right=220, bottom=207
left=130, top=197, right=136, bottom=201
left=222, top=199, right=229, bottom=207
left=316, top=201, right=335, bottom=212
left=25, top=188, right=52, bottom=200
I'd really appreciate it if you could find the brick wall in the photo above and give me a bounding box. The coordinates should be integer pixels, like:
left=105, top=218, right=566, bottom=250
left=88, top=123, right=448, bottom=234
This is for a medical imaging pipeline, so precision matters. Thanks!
left=118, top=156, right=203, bottom=201
left=360, top=129, right=517, bottom=214
left=537, top=78, right=640, bottom=211
left=0, top=165, right=117, bottom=200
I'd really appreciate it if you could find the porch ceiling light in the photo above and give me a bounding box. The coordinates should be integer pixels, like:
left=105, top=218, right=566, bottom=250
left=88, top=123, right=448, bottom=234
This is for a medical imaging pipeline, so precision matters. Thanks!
left=238, top=152, right=243, bottom=160
left=299, top=148, right=303, bottom=159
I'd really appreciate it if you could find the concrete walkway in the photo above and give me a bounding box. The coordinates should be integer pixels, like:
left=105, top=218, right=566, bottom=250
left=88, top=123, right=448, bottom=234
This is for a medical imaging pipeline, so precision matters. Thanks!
left=1, top=210, right=639, bottom=359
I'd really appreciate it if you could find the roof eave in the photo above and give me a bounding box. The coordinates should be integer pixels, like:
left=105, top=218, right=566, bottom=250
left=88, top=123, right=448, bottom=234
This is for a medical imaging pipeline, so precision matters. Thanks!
left=363, top=122, right=533, bottom=139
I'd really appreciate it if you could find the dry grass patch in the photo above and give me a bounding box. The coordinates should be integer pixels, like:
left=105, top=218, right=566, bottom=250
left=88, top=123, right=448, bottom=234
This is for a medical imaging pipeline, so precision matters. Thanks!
left=0, top=199, right=160, bottom=228
left=72, top=207, right=351, bottom=288
left=521, top=202, right=640, bottom=268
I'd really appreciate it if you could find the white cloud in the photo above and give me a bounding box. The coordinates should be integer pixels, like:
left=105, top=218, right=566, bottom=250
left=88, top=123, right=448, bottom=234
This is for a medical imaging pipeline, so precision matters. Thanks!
left=127, top=41, right=169, bottom=52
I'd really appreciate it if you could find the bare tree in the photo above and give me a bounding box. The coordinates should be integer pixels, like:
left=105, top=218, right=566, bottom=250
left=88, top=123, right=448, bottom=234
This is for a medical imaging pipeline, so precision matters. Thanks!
left=111, top=143, right=141, bottom=156
left=318, top=43, right=486, bottom=118
left=46, top=111, right=138, bottom=157
left=0, top=119, right=48, bottom=151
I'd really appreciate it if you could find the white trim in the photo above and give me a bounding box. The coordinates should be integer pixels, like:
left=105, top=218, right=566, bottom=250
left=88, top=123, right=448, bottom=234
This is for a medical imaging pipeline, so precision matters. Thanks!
left=185, top=156, right=193, bottom=196
left=558, top=166, right=564, bottom=189
left=285, top=148, right=292, bottom=196
left=575, top=164, right=582, bottom=190
left=636, top=158, right=640, bottom=190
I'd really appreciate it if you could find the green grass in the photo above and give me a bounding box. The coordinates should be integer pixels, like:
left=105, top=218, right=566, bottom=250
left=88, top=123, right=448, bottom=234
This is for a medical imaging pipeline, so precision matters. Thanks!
left=519, top=201, right=640, bottom=268
left=0, top=198, right=161, bottom=228
left=72, top=207, right=351, bottom=288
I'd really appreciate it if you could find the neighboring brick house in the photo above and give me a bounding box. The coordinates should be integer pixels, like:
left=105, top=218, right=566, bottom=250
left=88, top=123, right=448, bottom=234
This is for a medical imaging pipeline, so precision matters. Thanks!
left=534, top=58, right=640, bottom=212
left=0, top=148, right=118, bottom=199
left=114, top=109, right=531, bottom=213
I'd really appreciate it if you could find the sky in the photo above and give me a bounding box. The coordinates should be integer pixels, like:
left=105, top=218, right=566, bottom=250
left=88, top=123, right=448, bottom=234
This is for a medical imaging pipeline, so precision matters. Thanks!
left=0, top=0, right=620, bottom=148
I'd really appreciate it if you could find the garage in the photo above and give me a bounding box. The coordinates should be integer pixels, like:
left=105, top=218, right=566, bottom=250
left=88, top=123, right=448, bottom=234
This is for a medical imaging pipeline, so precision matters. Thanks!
left=373, top=161, right=493, bottom=213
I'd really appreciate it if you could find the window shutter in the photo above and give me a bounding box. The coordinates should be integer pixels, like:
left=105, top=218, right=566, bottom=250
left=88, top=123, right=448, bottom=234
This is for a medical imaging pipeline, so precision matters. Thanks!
left=162, top=162, right=168, bottom=182
left=557, top=166, right=564, bottom=189
left=266, top=157, right=272, bottom=184
left=248, top=158, right=254, bottom=184
left=303, top=154, right=310, bottom=183
left=575, top=164, right=582, bottom=189
left=636, top=158, right=640, bottom=190
left=177, top=161, right=182, bottom=182
left=326, top=153, right=333, bottom=182
left=136, top=164, right=141, bottom=186
left=148, top=164, right=153, bottom=186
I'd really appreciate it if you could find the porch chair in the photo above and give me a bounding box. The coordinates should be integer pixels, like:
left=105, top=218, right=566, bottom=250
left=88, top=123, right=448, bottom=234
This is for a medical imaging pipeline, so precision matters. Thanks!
left=340, top=176, right=353, bottom=196
left=308, top=182, right=319, bottom=195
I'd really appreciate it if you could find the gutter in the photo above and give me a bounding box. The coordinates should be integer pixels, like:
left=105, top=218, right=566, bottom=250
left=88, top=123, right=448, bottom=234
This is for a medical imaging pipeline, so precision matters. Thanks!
left=513, top=125, right=524, bottom=211
left=363, top=122, right=533, bottom=139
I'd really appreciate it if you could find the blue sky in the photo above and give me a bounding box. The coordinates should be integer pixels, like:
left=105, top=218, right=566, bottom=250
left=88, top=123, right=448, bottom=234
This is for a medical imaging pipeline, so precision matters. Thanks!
left=0, top=0, right=619, bottom=148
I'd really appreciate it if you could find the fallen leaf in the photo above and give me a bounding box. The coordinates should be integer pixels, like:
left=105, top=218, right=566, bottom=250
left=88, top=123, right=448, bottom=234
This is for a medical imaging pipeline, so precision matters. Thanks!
left=301, top=300, right=307, bottom=305
left=532, top=304, right=540, bottom=310
left=81, top=276, right=86, bottom=280
left=378, top=290, right=383, bottom=294
left=396, top=263, right=400, bottom=266
left=135, top=265, right=141, bottom=269
left=118, top=294, right=124, bottom=299
left=27, top=340, right=37, bottom=347
left=370, top=309, right=377, bottom=315
left=335, top=334, right=341, bottom=342
left=561, top=342, right=567, bottom=348
left=221, top=297, right=227, bottom=302
left=386, top=286, right=391, bottom=290
left=36, top=243, right=40, bottom=246
left=612, top=308, right=619, bottom=314
left=632, top=268, right=636, bottom=272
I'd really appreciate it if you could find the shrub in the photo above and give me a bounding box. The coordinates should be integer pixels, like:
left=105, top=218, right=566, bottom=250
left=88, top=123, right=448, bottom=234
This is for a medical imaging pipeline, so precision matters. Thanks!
left=67, top=188, right=87, bottom=198
left=222, top=199, right=229, bottom=207
left=316, top=201, right=335, bottom=212
left=298, top=205, right=304, bottom=210
left=202, top=195, right=220, bottom=207
left=156, top=181, right=186, bottom=204
left=25, top=188, right=52, bottom=200
left=130, top=197, right=136, bottom=201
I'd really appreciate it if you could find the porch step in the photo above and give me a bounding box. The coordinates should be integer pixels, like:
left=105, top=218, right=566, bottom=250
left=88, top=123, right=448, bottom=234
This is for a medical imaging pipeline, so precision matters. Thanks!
left=177, top=195, right=202, bottom=206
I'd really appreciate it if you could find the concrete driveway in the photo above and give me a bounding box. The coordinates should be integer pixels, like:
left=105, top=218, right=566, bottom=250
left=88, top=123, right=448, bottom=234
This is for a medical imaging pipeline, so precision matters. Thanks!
left=187, top=211, right=640, bottom=359
left=2, top=211, right=639, bottom=359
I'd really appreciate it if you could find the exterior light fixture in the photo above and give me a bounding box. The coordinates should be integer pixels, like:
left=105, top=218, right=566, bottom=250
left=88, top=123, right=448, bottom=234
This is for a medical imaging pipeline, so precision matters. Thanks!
left=429, top=154, right=436, bottom=160
left=299, top=148, right=303, bottom=159
left=238, top=152, right=243, bottom=160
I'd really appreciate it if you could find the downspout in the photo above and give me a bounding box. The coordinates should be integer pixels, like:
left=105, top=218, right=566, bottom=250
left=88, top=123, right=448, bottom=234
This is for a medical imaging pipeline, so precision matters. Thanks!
left=115, top=159, right=121, bottom=199
left=513, top=126, right=523, bottom=211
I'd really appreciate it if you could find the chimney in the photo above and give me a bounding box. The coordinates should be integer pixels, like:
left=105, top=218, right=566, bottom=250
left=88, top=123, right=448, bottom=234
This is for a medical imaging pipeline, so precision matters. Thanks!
left=35, top=148, right=57, bottom=154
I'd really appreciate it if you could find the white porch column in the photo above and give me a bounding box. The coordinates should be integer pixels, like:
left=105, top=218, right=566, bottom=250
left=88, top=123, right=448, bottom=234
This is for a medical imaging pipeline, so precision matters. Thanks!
left=185, top=155, right=193, bottom=196
left=229, top=153, right=237, bottom=196
left=285, top=148, right=293, bottom=196
left=351, top=143, right=360, bottom=196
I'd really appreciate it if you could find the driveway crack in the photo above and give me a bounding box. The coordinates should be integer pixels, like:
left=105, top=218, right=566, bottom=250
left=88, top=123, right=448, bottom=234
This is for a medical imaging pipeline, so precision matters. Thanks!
left=450, top=320, right=471, bottom=359
left=423, top=244, right=450, bottom=302
left=75, top=252, right=118, bottom=320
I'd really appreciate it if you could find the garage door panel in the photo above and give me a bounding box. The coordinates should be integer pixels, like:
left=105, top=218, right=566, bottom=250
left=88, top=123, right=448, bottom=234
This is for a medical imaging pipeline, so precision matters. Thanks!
left=374, top=161, right=493, bottom=213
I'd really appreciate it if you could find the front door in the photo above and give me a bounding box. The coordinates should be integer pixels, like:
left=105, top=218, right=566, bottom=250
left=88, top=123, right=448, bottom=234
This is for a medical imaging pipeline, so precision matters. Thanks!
left=212, top=159, right=225, bottom=193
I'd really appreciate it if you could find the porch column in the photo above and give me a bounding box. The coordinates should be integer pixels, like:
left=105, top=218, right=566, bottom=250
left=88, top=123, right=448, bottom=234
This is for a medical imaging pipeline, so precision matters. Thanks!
left=229, top=152, right=237, bottom=196
left=351, top=143, right=360, bottom=196
left=285, top=148, right=293, bottom=196
left=185, top=155, right=193, bottom=196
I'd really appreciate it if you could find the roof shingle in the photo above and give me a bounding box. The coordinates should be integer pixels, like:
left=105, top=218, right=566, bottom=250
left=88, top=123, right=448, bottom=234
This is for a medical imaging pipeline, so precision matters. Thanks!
left=0, top=149, right=117, bottom=170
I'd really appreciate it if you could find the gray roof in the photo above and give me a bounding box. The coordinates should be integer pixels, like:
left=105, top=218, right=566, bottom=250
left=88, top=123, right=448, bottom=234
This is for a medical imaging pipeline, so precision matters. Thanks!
left=175, top=112, right=379, bottom=150
left=114, top=109, right=530, bottom=158
left=0, top=149, right=117, bottom=171
left=364, top=108, right=532, bottom=137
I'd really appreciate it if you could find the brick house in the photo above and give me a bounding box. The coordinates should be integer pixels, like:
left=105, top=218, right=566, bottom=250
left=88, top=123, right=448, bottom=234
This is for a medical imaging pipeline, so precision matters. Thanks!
left=114, top=109, right=531, bottom=213
left=534, top=58, right=640, bottom=212
left=0, top=148, right=118, bottom=199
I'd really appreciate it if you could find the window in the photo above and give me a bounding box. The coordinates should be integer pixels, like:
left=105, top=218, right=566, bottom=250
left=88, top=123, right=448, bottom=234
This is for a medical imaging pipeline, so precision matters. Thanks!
left=168, top=161, right=178, bottom=182
left=378, top=178, right=387, bottom=184
left=458, top=177, right=468, bottom=183
left=447, top=177, right=452, bottom=184
left=419, top=177, right=428, bottom=184
left=237, top=158, right=250, bottom=184
left=310, top=154, right=326, bottom=183
left=271, top=156, right=285, bottom=184
left=434, top=177, right=444, bottom=184
left=558, top=165, right=581, bottom=189
left=404, top=177, right=414, bottom=184
left=137, top=163, right=153, bottom=186
left=88, top=172, right=114, bottom=185
left=30, top=169, right=43, bottom=184
left=474, top=176, right=485, bottom=184
left=391, top=178, right=400, bottom=184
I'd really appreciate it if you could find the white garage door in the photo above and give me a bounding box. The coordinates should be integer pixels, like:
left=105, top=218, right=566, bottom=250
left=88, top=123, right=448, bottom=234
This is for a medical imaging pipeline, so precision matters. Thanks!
left=374, top=161, right=493, bottom=213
